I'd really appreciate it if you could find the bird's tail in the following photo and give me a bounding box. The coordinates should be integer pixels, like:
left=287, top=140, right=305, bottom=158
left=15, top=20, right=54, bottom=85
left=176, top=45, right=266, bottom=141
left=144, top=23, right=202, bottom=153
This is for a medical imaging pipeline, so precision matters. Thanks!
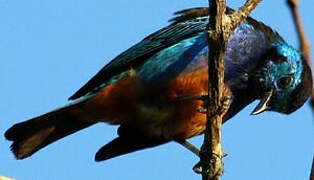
left=5, top=100, right=96, bottom=159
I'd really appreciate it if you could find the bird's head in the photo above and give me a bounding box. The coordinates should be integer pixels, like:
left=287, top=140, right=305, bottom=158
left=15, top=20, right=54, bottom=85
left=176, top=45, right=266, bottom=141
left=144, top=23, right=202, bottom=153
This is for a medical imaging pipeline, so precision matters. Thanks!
left=251, top=43, right=312, bottom=115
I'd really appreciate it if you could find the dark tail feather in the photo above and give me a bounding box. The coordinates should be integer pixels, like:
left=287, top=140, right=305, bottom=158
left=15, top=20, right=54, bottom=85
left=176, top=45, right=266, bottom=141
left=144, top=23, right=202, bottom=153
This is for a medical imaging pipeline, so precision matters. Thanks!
left=5, top=103, right=96, bottom=159
left=95, top=135, right=168, bottom=162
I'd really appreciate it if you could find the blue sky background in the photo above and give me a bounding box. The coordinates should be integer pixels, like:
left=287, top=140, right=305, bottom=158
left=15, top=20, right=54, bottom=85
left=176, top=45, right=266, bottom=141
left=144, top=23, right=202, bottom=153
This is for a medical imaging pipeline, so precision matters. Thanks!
left=0, top=1, right=313, bottom=180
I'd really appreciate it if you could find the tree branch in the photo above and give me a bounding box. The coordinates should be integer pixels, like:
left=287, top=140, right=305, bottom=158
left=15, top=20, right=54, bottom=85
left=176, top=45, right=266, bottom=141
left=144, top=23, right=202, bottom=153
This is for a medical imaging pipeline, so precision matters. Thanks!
left=199, top=1, right=261, bottom=180
left=286, top=0, right=314, bottom=107
left=0, top=175, right=15, bottom=180
left=286, top=2, right=314, bottom=178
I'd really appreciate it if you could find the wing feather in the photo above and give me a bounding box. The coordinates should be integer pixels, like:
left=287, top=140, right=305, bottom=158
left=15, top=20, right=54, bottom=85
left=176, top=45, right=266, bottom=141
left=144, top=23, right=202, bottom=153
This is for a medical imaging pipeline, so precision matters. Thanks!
left=69, top=10, right=207, bottom=100
left=69, top=7, right=281, bottom=100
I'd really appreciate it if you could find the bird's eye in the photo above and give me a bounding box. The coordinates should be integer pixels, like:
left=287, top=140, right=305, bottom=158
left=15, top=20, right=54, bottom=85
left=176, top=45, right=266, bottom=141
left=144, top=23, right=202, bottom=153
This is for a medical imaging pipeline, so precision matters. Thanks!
left=277, top=75, right=294, bottom=89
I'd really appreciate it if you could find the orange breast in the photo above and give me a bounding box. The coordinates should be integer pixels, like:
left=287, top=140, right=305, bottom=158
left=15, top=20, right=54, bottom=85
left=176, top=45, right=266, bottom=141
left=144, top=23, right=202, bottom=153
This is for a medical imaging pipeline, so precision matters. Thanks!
left=164, top=69, right=232, bottom=138
left=81, top=68, right=231, bottom=140
left=161, top=68, right=208, bottom=139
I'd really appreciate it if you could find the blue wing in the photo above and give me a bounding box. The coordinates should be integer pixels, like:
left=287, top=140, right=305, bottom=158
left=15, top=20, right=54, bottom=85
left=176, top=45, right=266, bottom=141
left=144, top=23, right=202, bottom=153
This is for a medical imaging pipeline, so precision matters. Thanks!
left=69, top=9, right=210, bottom=100
left=69, top=7, right=281, bottom=100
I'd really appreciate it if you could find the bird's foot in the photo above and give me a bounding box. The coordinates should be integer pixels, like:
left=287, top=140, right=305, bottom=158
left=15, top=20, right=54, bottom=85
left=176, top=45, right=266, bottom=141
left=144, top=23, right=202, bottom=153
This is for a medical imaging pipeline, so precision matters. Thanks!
left=193, top=161, right=204, bottom=174
left=197, top=104, right=207, bottom=113
left=197, top=88, right=232, bottom=115
left=174, top=95, right=209, bottom=113
left=192, top=152, right=227, bottom=174
left=217, top=94, right=232, bottom=116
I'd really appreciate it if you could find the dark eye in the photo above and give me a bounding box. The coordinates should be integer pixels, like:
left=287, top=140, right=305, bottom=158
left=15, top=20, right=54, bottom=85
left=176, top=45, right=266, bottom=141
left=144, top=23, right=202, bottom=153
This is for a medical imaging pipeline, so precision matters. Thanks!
left=277, top=75, right=294, bottom=89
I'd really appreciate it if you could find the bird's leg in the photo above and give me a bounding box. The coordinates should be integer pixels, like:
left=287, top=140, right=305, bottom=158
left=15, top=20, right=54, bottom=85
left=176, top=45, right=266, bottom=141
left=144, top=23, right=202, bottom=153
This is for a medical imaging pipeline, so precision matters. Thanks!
left=174, top=93, right=231, bottom=115
left=174, top=139, right=200, bottom=157
left=192, top=92, right=232, bottom=174
left=174, top=95, right=207, bottom=102
left=192, top=152, right=228, bottom=174
left=178, top=142, right=228, bottom=174
left=197, top=95, right=209, bottom=113
left=198, top=89, right=232, bottom=115
left=174, top=95, right=209, bottom=113
left=175, top=139, right=207, bottom=174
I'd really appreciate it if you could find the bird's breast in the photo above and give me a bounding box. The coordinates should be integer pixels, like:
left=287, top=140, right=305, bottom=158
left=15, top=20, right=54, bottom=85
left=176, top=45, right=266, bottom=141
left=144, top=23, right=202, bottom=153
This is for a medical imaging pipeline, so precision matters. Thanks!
left=82, top=67, right=230, bottom=140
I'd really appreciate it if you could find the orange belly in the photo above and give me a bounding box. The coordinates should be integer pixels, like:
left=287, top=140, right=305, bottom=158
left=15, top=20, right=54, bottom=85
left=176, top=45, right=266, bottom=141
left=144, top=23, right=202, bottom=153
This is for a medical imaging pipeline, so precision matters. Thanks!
left=81, top=68, right=230, bottom=140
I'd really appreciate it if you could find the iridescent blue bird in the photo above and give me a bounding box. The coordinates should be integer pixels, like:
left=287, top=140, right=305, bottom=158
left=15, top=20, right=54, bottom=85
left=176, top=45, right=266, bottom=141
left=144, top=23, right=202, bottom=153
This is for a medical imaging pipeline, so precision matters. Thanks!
left=5, top=8, right=312, bottom=162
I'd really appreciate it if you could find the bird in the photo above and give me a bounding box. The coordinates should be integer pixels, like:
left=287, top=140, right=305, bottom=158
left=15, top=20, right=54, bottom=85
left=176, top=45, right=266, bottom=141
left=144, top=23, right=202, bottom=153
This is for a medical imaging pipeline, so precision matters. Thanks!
left=5, top=7, right=312, bottom=162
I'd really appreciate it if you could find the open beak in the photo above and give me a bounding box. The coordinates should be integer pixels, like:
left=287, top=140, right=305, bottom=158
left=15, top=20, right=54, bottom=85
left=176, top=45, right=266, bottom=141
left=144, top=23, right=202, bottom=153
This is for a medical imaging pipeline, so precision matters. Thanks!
left=251, top=87, right=274, bottom=115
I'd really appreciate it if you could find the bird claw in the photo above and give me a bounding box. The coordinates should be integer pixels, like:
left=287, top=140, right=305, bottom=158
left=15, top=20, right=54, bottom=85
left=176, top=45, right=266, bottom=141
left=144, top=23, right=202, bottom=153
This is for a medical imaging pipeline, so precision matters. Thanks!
left=175, top=94, right=231, bottom=115
left=193, top=161, right=204, bottom=174
left=197, top=106, right=207, bottom=113
left=223, top=152, right=228, bottom=157
left=196, top=93, right=231, bottom=116
left=192, top=154, right=226, bottom=175
left=197, top=95, right=209, bottom=114
left=218, top=95, right=232, bottom=115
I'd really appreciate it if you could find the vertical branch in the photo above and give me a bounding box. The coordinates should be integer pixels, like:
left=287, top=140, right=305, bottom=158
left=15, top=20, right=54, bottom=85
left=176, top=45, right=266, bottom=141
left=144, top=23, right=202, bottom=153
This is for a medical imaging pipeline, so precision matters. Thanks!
left=200, top=0, right=226, bottom=179
left=286, top=0, right=314, bottom=106
left=286, top=1, right=314, bottom=178
left=199, top=1, right=262, bottom=180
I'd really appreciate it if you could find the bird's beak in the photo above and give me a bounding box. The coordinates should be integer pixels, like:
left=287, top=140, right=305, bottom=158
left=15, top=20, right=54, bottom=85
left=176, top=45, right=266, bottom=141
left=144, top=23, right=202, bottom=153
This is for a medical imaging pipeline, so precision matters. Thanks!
left=251, top=87, right=274, bottom=115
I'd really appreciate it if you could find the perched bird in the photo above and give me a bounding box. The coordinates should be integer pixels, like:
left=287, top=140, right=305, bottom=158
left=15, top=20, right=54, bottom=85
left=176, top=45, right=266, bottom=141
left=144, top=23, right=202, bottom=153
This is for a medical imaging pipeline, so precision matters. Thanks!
left=5, top=7, right=312, bottom=162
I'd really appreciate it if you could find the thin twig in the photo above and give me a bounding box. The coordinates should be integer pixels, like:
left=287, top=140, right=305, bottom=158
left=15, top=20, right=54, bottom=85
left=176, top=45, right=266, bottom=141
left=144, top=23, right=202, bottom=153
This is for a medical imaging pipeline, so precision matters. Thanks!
left=286, top=1, right=314, bottom=179
left=0, top=175, right=16, bottom=180
left=200, top=0, right=261, bottom=180
left=286, top=0, right=314, bottom=106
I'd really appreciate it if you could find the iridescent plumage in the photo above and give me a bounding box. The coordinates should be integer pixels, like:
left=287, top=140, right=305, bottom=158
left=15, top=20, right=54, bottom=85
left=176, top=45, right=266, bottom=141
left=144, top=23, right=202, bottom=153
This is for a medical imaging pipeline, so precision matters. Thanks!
left=5, top=8, right=312, bottom=162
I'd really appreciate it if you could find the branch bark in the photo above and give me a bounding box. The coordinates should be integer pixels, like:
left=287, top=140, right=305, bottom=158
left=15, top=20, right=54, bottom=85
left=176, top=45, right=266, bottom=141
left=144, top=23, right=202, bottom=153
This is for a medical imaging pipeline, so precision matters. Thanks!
left=286, top=0, right=314, bottom=107
left=199, top=1, right=261, bottom=180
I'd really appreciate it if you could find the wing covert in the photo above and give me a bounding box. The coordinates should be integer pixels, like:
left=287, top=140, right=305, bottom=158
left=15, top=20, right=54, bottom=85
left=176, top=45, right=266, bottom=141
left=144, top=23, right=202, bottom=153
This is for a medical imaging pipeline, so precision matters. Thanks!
left=69, top=7, right=280, bottom=100
left=69, top=10, right=208, bottom=100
